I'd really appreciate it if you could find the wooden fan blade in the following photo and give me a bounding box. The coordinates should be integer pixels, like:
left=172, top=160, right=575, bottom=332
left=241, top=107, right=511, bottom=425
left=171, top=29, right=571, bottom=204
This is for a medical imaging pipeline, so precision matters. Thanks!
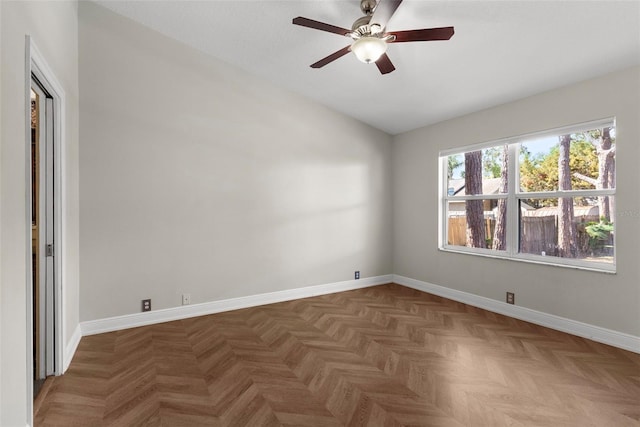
left=293, top=17, right=351, bottom=36
left=370, top=0, right=403, bottom=30
left=375, top=53, right=396, bottom=74
left=310, top=46, right=352, bottom=68
left=389, top=27, right=455, bottom=43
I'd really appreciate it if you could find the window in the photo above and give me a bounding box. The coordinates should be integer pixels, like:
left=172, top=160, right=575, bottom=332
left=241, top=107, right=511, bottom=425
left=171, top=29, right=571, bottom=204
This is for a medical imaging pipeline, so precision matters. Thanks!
left=440, top=119, right=616, bottom=272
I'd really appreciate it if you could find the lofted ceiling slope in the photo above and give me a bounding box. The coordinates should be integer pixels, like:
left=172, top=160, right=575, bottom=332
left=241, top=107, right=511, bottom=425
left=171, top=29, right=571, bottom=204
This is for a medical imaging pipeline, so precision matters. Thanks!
left=94, top=0, right=640, bottom=135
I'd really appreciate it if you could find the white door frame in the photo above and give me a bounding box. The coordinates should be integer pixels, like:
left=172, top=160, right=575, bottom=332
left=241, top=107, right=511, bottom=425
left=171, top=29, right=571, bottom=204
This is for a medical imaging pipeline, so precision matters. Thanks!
left=25, top=36, right=66, bottom=421
left=30, top=81, right=56, bottom=380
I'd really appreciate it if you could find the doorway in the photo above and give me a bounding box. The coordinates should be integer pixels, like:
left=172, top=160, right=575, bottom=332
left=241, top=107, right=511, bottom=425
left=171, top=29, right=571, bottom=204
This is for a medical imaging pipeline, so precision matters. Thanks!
left=31, top=77, right=56, bottom=398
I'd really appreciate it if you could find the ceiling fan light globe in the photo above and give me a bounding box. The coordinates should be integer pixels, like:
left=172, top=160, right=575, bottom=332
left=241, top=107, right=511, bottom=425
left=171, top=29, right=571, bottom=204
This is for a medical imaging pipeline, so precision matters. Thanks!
left=351, top=37, right=387, bottom=64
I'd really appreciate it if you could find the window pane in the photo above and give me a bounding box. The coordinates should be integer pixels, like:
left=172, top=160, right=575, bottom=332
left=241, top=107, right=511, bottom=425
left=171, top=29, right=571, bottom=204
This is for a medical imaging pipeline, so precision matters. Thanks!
left=519, top=197, right=614, bottom=264
left=519, top=126, right=615, bottom=193
left=446, top=145, right=508, bottom=197
left=447, top=199, right=507, bottom=250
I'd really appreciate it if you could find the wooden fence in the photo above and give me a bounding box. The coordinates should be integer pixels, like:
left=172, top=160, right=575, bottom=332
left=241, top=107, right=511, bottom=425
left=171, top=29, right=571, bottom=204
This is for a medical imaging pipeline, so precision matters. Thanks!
left=448, top=217, right=495, bottom=246
left=520, top=216, right=556, bottom=254
left=448, top=215, right=601, bottom=254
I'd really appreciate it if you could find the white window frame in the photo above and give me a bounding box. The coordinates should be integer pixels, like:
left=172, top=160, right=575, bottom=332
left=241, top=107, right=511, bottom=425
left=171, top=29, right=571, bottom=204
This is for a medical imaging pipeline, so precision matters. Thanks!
left=439, top=118, right=616, bottom=274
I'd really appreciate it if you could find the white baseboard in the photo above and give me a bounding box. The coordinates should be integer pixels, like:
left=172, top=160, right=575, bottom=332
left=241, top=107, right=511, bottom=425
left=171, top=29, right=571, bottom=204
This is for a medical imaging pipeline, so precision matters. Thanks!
left=393, top=274, right=640, bottom=354
left=81, top=275, right=393, bottom=336
left=76, top=274, right=638, bottom=356
left=63, top=324, right=82, bottom=373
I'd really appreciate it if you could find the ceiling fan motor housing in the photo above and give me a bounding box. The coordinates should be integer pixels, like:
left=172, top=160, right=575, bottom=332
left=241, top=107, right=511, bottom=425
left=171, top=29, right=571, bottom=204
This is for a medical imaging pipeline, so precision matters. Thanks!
left=351, top=15, right=384, bottom=39
left=352, top=18, right=373, bottom=36
left=352, top=15, right=371, bottom=32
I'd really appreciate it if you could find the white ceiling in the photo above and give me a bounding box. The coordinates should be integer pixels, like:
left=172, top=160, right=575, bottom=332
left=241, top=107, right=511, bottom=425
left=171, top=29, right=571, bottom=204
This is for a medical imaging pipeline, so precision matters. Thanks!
left=95, top=0, right=640, bottom=135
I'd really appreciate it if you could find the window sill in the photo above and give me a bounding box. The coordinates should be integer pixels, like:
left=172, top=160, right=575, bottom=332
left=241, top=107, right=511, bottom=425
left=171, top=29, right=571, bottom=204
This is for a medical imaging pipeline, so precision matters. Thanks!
left=439, top=246, right=616, bottom=274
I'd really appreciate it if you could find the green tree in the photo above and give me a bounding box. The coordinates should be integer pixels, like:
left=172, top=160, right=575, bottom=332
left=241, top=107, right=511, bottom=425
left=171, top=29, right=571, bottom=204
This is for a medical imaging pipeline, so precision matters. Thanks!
left=519, top=138, right=598, bottom=207
left=447, top=155, right=463, bottom=179
left=482, top=147, right=503, bottom=178
left=574, top=128, right=615, bottom=221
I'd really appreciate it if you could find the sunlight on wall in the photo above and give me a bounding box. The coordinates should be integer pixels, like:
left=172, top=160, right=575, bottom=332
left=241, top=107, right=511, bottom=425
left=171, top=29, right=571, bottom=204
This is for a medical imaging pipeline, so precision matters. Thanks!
left=263, top=162, right=371, bottom=271
left=268, top=162, right=369, bottom=214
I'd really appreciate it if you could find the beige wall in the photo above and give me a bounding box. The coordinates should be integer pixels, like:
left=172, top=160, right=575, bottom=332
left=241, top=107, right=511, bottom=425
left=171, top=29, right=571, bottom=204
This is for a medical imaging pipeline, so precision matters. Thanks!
left=393, top=66, right=640, bottom=337
left=78, top=3, right=393, bottom=321
left=0, top=1, right=80, bottom=425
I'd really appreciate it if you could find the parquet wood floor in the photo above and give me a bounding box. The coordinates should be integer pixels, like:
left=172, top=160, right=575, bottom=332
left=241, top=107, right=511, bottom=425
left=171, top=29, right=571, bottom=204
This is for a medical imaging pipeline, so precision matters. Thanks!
left=35, top=284, right=640, bottom=426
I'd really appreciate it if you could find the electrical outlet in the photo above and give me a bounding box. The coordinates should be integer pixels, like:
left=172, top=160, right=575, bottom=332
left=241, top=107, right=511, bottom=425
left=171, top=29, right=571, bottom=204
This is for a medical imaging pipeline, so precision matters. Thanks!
left=506, top=292, right=515, bottom=305
left=355, top=271, right=360, bottom=280
left=142, top=299, right=151, bottom=312
left=182, top=293, right=191, bottom=305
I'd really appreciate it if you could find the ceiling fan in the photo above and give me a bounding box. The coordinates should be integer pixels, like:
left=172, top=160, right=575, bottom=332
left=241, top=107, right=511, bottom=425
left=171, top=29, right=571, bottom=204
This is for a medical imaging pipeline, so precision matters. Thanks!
left=292, top=0, right=454, bottom=74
